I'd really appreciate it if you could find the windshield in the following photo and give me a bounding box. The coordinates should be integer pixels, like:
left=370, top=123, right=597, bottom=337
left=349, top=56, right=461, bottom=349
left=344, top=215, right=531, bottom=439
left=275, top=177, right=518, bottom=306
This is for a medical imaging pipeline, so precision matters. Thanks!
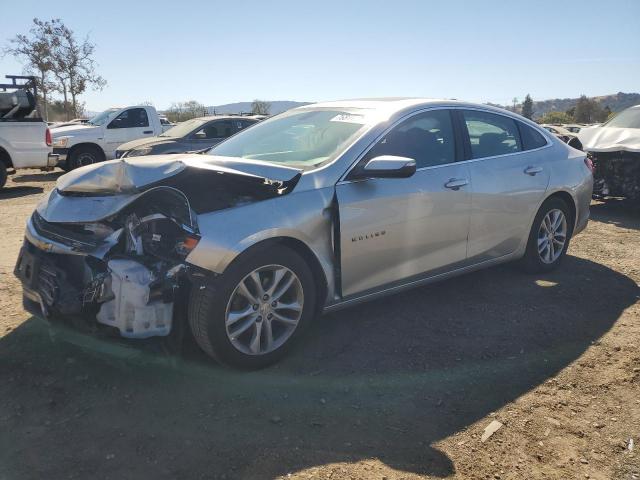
left=602, top=106, right=640, bottom=129
left=89, top=108, right=119, bottom=126
left=159, top=118, right=206, bottom=137
left=208, top=109, right=369, bottom=170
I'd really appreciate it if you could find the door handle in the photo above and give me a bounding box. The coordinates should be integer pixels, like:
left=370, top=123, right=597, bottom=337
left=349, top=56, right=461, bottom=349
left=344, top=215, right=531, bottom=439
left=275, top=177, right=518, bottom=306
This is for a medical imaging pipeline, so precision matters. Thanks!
left=143, top=130, right=153, bottom=134
left=444, top=178, right=469, bottom=190
left=524, top=166, right=543, bottom=176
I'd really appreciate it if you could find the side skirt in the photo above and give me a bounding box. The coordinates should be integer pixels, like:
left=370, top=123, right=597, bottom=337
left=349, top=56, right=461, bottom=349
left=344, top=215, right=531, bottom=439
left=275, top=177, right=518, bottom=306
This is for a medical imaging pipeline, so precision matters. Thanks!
left=322, top=251, right=522, bottom=314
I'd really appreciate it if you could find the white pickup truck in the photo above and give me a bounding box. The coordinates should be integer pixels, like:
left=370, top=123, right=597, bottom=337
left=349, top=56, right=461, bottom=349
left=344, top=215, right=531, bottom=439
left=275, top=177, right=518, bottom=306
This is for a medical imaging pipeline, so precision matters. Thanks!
left=0, top=75, right=56, bottom=188
left=52, top=105, right=173, bottom=170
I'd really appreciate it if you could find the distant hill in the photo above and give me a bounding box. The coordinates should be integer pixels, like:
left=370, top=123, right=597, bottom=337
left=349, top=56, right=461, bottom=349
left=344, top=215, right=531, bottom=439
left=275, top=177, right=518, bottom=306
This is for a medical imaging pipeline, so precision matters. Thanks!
left=205, top=100, right=310, bottom=115
left=498, top=92, right=640, bottom=119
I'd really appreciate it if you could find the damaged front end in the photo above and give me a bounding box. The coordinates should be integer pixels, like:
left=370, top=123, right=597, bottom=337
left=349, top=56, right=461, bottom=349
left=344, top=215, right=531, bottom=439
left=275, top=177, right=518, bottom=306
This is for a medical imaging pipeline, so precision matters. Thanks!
left=590, top=151, right=640, bottom=200
left=14, top=155, right=302, bottom=339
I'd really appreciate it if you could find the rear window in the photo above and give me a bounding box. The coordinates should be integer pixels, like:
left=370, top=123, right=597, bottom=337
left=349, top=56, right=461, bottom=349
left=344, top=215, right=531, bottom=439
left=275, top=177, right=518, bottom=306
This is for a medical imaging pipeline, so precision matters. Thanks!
left=462, top=110, right=521, bottom=159
left=518, top=122, right=548, bottom=150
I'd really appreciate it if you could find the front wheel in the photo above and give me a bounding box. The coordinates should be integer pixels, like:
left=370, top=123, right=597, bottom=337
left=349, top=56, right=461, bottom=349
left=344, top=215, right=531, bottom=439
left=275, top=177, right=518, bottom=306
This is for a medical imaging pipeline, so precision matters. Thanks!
left=521, top=197, right=572, bottom=273
left=68, top=145, right=104, bottom=170
left=188, top=245, right=316, bottom=368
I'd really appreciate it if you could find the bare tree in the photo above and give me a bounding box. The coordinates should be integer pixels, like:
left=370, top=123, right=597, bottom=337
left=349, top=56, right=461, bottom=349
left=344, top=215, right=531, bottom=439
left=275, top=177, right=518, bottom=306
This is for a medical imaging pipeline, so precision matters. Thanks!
left=165, top=100, right=207, bottom=122
left=251, top=99, right=271, bottom=115
left=50, top=21, right=106, bottom=119
left=3, top=18, right=59, bottom=120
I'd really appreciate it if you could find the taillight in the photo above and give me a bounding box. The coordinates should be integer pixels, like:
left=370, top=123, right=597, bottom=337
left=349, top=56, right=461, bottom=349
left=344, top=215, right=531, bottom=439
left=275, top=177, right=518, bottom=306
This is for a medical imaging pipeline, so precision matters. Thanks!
left=45, top=128, right=52, bottom=147
left=584, top=156, right=594, bottom=173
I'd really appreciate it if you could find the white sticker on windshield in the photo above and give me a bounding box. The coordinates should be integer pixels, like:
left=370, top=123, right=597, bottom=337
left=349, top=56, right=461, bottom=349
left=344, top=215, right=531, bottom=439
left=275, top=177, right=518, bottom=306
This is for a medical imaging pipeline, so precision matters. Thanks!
left=330, top=113, right=365, bottom=124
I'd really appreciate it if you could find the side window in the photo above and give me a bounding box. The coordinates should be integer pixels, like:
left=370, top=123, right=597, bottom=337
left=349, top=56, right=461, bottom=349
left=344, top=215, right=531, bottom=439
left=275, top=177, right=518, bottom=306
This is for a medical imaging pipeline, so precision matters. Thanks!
left=194, top=121, right=221, bottom=139
left=108, top=108, right=149, bottom=129
left=193, top=120, right=238, bottom=139
left=365, top=109, right=456, bottom=169
left=463, top=110, right=521, bottom=159
left=518, top=122, right=548, bottom=150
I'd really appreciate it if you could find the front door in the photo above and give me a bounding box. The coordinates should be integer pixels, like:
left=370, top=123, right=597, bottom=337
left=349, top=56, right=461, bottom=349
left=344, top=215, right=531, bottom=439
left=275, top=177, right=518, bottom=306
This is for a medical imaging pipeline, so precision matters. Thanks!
left=105, top=108, right=153, bottom=159
left=336, top=109, right=471, bottom=297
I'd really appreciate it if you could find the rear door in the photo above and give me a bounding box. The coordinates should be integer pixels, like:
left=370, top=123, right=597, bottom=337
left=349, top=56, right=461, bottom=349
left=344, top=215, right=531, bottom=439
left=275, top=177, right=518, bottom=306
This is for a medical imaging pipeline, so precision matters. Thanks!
left=336, top=109, right=471, bottom=297
left=460, top=109, right=550, bottom=262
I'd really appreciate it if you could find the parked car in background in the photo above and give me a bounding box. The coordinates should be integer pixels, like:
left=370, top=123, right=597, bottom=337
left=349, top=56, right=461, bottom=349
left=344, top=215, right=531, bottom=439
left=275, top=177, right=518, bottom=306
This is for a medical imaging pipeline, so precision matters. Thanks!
left=116, top=115, right=260, bottom=158
left=15, top=98, right=593, bottom=368
left=540, top=124, right=576, bottom=143
left=159, top=115, right=175, bottom=129
left=51, top=105, right=173, bottom=170
left=563, top=123, right=585, bottom=134
left=576, top=104, right=640, bottom=200
left=0, top=75, right=56, bottom=188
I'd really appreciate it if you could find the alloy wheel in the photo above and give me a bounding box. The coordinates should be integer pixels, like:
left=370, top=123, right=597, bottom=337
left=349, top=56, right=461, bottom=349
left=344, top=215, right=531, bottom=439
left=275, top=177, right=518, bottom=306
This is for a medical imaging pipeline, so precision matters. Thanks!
left=537, top=209, right=567, bottom=264
left=225, top=264, right=304, bottom=355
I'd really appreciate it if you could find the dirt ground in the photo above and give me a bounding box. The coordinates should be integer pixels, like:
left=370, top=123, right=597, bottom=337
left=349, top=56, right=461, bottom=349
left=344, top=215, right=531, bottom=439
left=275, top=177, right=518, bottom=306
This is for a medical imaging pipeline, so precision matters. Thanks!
left=0, top=169, right=639, bottom=480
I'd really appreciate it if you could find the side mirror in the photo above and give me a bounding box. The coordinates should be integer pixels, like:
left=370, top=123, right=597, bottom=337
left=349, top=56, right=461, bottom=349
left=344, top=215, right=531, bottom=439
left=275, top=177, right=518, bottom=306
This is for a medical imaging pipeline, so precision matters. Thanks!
left=352, top=155, right=416, bottom=179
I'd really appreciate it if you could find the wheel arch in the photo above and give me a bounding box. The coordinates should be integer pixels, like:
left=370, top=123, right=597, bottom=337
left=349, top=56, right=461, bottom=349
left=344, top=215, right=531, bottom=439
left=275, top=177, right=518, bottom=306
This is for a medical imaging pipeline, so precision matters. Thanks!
left=544, top=190, right=577, bottom=233
left=222, top=236, right=329, bottom=311
left=68, top=142, right=106, bottom=160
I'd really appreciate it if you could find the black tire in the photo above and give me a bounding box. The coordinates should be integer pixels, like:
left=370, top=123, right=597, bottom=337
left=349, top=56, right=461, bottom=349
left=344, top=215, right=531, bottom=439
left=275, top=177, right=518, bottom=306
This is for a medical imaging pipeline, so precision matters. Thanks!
left=68, top=145, right=104, bottom=170
left=521, top=197, right=573, bottom=273
left=0, top=162, right=7, bottom=189
left=188, top=244, right=317, bottom=369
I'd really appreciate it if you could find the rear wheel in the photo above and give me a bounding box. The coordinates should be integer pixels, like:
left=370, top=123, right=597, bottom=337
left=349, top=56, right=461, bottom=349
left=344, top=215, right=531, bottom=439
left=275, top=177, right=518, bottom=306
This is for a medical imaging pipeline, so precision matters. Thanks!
left=522, top=197, right=572, bottom=273
left=189, top=245, right=316, bottom=368
left=68, top=145, right=104, bottom=170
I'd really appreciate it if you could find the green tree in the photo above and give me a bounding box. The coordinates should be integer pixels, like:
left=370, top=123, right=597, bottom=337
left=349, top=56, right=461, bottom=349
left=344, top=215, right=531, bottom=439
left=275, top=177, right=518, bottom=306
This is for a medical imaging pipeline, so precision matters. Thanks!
left=603, top=105, right=614, bottom=120
left=165, top=100, right=206, bottom=122
left=50, top=20, right=106, bottom=119
left=538, top=111, right=572, bottom=124
left=251, top=99, right=271, bottom=115
left=574, top=95, right=597, bottom=123
left=521, top=94, right=534, bottom=119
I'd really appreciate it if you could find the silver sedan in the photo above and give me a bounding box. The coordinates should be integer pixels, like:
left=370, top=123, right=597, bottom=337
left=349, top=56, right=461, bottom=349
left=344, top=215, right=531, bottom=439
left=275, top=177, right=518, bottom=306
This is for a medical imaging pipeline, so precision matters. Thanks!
left=15, top=99, right=593, bottom=368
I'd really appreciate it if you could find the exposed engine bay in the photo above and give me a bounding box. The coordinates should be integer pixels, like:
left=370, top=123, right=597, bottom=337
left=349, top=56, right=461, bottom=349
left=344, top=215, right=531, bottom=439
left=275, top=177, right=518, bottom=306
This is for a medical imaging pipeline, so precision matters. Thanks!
left=15, top=156, right=302, bottom=338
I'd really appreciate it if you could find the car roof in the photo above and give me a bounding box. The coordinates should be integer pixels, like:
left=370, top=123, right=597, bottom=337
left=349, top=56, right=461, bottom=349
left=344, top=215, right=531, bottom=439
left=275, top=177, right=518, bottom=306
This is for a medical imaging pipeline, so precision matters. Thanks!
left=192, top=115, right=261, bottom=122
left=291, top=98, right=537, bottom=125
left=295, top=97, right=524, bottom=114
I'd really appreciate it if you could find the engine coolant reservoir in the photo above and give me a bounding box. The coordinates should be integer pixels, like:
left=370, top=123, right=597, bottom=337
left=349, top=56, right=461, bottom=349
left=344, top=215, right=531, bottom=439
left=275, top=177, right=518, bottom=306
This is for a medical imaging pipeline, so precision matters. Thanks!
left=96, top=259, right=172, bottom=338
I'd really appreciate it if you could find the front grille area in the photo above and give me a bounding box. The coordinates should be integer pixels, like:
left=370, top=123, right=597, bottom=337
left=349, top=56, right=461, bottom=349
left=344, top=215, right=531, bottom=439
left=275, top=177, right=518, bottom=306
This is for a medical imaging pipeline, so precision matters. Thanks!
left=32, top=211, right=101, bottom=250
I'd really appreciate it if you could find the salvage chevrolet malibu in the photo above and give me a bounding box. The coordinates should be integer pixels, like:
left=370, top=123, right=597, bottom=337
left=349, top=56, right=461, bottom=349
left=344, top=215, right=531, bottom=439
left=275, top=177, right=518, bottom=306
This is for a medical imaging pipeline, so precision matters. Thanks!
left=15, top=99, right=593, bottom=368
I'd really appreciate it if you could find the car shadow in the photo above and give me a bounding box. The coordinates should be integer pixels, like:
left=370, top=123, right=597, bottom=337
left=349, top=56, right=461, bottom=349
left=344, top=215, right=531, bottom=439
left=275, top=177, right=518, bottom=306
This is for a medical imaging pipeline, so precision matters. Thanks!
left=0, top=256, right=638, bottom=479
left=0, top=185, right=43, bottom=199
left=590, top=199, right=640, bottom=230
left=10, top=171, right=64, bottom=183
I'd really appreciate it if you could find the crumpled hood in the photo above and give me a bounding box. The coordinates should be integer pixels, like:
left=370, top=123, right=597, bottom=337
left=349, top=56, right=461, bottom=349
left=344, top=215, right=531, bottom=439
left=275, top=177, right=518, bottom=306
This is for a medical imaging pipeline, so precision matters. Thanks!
left=51, top=123, right=101, bottom=138
left=578, top=126, right=640, bottom=153
left=56, top=154, right=303, bottom=195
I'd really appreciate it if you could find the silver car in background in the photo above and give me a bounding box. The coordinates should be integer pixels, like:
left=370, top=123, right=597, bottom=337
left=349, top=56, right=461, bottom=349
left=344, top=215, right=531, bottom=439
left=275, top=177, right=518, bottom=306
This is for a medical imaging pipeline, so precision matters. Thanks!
left=15, top=99, right=593, bottom=368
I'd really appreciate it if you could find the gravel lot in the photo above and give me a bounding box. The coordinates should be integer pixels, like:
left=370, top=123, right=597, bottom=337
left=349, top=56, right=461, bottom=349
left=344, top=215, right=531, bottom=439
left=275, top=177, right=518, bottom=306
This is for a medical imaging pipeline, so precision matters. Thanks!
left=1, top=169, right=639, bottom=480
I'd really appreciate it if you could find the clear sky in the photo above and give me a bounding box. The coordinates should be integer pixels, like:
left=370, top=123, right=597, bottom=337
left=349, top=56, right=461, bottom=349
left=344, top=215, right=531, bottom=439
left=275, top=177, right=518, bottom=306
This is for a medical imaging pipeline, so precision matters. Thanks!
left=1, top=0, right=638, bottom=111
